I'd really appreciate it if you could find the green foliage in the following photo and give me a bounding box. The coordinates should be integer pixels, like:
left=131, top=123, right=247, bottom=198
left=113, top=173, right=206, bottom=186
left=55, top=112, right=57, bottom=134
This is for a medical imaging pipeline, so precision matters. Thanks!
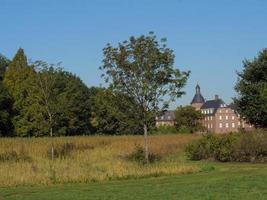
left=186, top=132, right=267, bottom=162
left=31, top=61, right=93, bottom=136
left=235, top=131, right=267, bottom=162
left=0, top=83, right=14, bottom=136
left=185, top=134, right=218, bottom=160
left=152, top=125, right=178, bottom=135
left=91, top=88, right=143, bottom=135
left=101, top=32, right=190, bottom=131
left=174, top=106, right=204, bottom=133
left=0, top=54, right=13, bottom=136
left=213, top=134, right=239, bottom=162
left=3, top=48, right=37, bottom=136
left=0, top=54, right=10, bottom=80
left=235, top=48, right=267, bottom=128
left=3, top=49, right=93, bottom=137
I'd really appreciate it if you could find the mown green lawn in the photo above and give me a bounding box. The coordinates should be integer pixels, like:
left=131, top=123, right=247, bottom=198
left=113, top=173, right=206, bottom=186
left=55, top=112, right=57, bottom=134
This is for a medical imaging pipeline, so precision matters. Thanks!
left=0, top=162, right=266, bottom=200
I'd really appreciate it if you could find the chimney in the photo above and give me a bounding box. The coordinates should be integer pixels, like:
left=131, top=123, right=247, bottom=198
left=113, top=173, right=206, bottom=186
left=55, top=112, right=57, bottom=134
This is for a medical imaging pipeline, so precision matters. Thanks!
left=215, top=95, right=219, bottom=100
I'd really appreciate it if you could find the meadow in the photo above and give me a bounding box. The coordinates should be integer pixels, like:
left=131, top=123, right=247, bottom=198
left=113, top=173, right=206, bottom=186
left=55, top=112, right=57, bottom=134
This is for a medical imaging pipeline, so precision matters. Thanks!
left=0, top=135, right=201, bottom=187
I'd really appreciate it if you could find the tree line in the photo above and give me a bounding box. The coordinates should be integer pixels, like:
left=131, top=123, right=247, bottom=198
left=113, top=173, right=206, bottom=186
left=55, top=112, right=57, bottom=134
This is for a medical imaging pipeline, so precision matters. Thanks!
left=0, top=49, right=147, bottom=137
left=1, top=32, right=266, bottom=140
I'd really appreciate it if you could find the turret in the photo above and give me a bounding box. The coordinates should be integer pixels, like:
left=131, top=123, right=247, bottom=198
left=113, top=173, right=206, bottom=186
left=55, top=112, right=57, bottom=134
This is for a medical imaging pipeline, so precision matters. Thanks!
left=191, top=84, right=205, bottom=110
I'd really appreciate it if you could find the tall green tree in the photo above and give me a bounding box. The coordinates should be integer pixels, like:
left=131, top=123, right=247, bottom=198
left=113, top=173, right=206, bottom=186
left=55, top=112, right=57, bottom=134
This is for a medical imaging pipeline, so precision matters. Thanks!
left=0, top=54, right=13, bottom=136
left=101, top=32, right=190, bottom=162
left=235, top=49, right=267, bottom=128
left=174, top=106, right=204, bottom=133
left=3, top=48, right=36, bottom=136
left=32, top=61, right=93, bottom=136
left=91, top=88, right=143, bottom=135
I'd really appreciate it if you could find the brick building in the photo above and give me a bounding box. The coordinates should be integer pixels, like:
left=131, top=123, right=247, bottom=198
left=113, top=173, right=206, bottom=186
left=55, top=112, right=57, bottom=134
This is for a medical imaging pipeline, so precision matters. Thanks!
left=191, top=84, right=253, bottom=133
left=156, top=84, right=253, bottom=133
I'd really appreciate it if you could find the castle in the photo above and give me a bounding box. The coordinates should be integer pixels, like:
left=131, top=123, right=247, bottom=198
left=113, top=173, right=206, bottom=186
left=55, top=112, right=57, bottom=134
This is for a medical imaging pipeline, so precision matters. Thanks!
left=156, top=84, right=253, bottom=133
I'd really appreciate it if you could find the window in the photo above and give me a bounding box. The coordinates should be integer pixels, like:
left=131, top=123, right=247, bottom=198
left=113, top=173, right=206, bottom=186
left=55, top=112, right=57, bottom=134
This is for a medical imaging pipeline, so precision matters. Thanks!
left=225, top=115, right=228, bottom=120
left=232, top=123, right=235, bottom=128
left=219, top=109, right=222, bottom=113
left=238, top=121, right=241, bottom=126
left=219, top=123, right=223, bottom=128
left=208, top=124, right=210, bottom=129
left=207, top=116, right=209, bottom=120
left=226, top=123, right=229, bottom=128
left=232, top=116, right=235, bottom=120
left=226, top=109, right=228, bottom=113
left=210, top=116, right=213, bottom=120
left=219, top=115, right=222, bottom=120
left=168, top=116, right=171, bottom=120
left=161, top=116, right=164, bottom=120
left=156, top=116, right=158, bottom=120
left=210, top=124, right=213, bottom=128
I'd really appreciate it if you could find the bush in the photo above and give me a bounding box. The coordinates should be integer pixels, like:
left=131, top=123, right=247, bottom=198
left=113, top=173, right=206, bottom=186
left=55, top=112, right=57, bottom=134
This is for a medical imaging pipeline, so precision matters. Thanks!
left=127, top=145, right=161, bottom=164
left=152, top=125, right=178, bottom=135
left=185, top=134, right=218, bottom=160
left=214, top=134, right=239, bottom=162
left=235, top=131, right=267, bottom=162
left=185, top=131, right=267, bottom=163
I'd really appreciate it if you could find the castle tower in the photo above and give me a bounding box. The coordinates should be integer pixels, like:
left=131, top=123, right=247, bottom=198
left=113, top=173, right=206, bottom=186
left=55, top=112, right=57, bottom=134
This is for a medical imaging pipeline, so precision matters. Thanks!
left=191, top=84, right=205, bottom=110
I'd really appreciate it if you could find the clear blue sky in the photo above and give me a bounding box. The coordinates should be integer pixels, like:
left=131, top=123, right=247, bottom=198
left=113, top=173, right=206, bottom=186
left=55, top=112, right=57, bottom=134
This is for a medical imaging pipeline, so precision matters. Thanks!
left=1, top=0, right=267, bottom=108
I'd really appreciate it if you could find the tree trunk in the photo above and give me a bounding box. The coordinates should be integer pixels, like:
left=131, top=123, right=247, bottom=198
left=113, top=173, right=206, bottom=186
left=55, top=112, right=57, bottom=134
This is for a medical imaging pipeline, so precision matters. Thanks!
left=50, top=126, right=54, bottom=161
left=144, top=123, right=149, bottom=164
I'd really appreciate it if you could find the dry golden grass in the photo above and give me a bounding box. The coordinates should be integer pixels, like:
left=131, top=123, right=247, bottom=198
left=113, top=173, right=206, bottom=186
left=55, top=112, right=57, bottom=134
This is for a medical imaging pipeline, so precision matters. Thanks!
left=0, top=134, right=200, bottom=187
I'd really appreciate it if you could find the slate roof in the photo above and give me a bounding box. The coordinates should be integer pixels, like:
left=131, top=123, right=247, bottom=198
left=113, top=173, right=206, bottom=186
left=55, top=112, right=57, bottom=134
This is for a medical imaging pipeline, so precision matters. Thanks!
left=156, top=110, right=175, bottom=121
left=201, top=99, right=225, bottom=109
left=201, top=99, right=228, bottom=115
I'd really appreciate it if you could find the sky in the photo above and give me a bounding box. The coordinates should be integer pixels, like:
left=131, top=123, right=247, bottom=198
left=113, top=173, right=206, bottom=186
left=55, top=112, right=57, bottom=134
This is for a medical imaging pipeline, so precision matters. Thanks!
left=1, top=0, right=267, bottom=108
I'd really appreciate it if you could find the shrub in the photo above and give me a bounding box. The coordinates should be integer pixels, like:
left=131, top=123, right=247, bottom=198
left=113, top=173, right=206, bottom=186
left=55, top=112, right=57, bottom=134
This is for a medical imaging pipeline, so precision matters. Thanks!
left=185, top=134, right=218, bottom=160
left=214, top=134, right=239, bottom=162
left=235, top=131, right=267, bottom=162
left=152, top=125, right=178, bottom=135
left=186, top=131, right=267, bottom=163
left=127, top=145, right=161, bottom=164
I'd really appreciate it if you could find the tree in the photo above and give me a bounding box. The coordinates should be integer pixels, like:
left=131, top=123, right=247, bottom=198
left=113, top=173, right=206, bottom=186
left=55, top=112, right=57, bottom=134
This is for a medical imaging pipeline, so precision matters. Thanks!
left=3, top=48, right=36, bottom=136
left=234, top=49, right=267, bottom=128
left=91, top=88, right=143, bottom=135
left=0, top=54, right=13, bottom=136
left=32, top=61, right=93, bottom=137
left=100, top=32, right=190, bottom=163
left=0, top=54, right=10, bottom=80
left=174, top=106, right=204, bottom=133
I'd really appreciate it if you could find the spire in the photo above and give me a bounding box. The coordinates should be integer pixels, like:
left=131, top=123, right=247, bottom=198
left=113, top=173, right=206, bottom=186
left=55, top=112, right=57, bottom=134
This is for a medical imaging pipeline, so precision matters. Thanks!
left=191, top=83, right=205, bottom=104
left=196, top=84, right=200, bottom=94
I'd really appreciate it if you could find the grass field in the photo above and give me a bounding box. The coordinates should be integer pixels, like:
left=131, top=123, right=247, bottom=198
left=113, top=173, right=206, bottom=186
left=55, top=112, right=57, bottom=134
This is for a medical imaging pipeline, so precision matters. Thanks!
left=0, top=135, right=200, bottom=187
left=0, top=162, right=266, bottom=200
left=0, top=134, right=266, bottom=200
